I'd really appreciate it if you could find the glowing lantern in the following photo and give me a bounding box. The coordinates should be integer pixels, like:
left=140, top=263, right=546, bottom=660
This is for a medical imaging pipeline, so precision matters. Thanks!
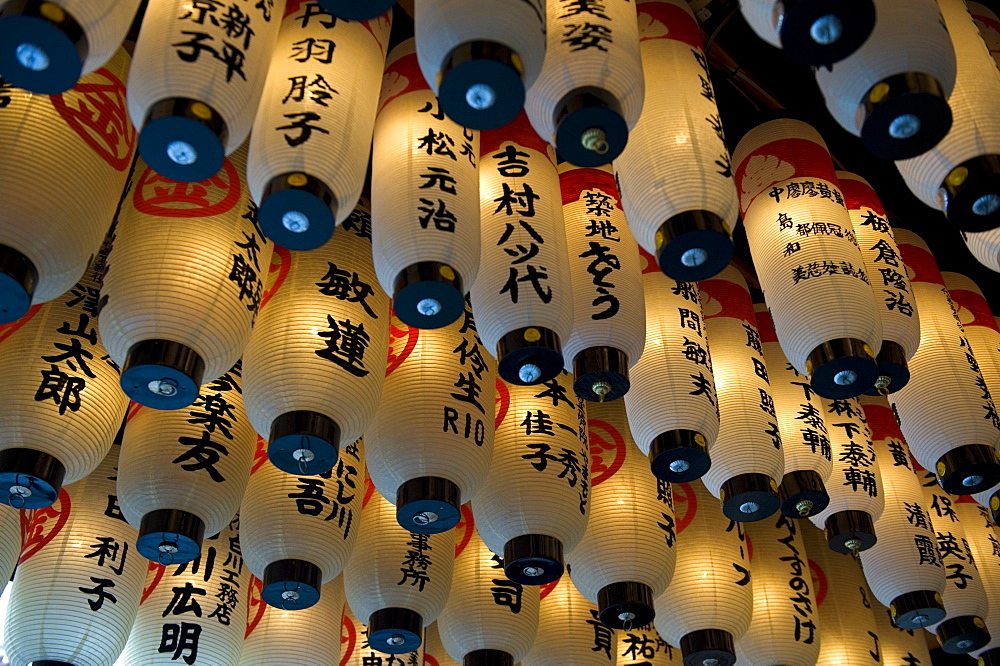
left=615, top=624, right=681, bottom=665
left=954, top=499, right=1000, bottom=662
left=871, top=593, right=934, bottom=666
left=969, top=2, right=1000, bottom=68
left=737, top=0, right=875, bottom=66
left=342, top=592, right=425, bottom=666
left=522, top=574, right=617, bottom=666
left=425, top=622, right=462, bottom=666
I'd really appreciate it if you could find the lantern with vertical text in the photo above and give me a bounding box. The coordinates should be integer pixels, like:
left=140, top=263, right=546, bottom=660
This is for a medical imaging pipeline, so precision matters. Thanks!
left=522, top=574, right=617, bottom=666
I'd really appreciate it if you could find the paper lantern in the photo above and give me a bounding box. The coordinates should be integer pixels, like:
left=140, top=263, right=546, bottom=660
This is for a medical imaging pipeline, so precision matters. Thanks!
left=890, top=229, right=1000, bottom=494
left=813, top=0, right=955, bottom=160
left=342, top=595, right=425, bottom=666
left=0, top=46, right=134, bottom=323
left=366, top=302, right=496, bottom=534
left=733, top=117, right=882, bottom=399
left=964, top=227, right=1000, bottom=272
left=240, top=437, right=365, bottom=610
left=371, top=39, right=480, bottom=329
left=118, top=362, right=255, bottom=563
left=737, top=0, right=875, bottom=66
left=871, top=595, right=934, bottom=666
left=317, top=0, right=394, bottom=21
left=4, top=443, right=145, bottom=666
left=425, top=622, right=462, bottom=666
left=699, top=265, right=784, bottom=522
left=524, top=0, right=643, bottom=166
left=119, top=515, right=250, bottom=665
left=559, top=163, right=645, bottom=402
left=473, top=371, right=589, bottom=585
left=942, top=271, right=1000, bottom=410
left=953, top=500, right=1000, bottom=661
left=247, top=3, right=390, bottom=250
left=522, top=574, right=617, bottom=666
left=653, top=480, right=753, bottom=666
left=471, top=113, right=573, bottom=387
left=970, top=1, right=1000, bottom=68
left=614, top=0, right=737, bottom=282
left=838, top=171, right=920, bottom=394
left=0, top=503, right=17, bottom=588
left=101, top=147, right=273, bottom=411
left=624, top=250, right=719, bottom=483
left=127, top=0, right=283, bottom=182
left=754, top=302, right=833, bottom=519
left=615, top=624, right=681, bottom=665
left=242, top=199, right=388, bottom=475
left=343, top=490, right=454, bottom=654
left=857, top=398, right=946, bottom=630
left=414, top=0, right=545, bottom=129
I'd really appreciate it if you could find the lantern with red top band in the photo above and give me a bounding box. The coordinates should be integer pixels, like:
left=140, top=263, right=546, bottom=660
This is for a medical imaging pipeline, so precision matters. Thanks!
left=318, top=0, right=394, bottom=21
left=737, top=0, right=875, bottom=66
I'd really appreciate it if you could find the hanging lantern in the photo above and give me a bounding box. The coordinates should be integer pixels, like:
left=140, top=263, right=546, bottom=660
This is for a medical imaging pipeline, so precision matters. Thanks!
left=943, top=271, right=1000, bottom=407
left=624, top=249, right=719, bottom=483
left=471, top=112, right=573, bottom=387
left=837, top=172, right=920, bottom=395
left=653, top=480, right=753, bottom=666
left=343, top=489, right=454, bottom=654
left=127, top=0, right=283, bottom=182
left=101, top=147, right=273, bottom=411
left=890, top=229, right=1000, bottom=494
left=699, top=265, right=784, bottom=522
left=614, top=0, right=737, bottom=282
left=969, top=1, right=1000, bottom=68
left=871, top=592, right=934, bottom=666
left=737, top=0, right=875, bottom=66
left=559, top=163, right=645, bottom=402
left=371, top=39, right=480, bottom=330
left=813, top=0, right=955, bottom=160
left=414, top=0, right=545, bottom=130
left=317, top=0, right=394, bottom=21
left=963, top=227, right=1000, bottom=273
left=615, top=624, right=681, bottom=665
left=733, top=117, right=882, bottom=399
left=0, top=46, right=134, bottom=323
left=522, top=574, right=617, bottom=666
left=247, top=3, right=390, bottom=250
left=4, top=442, right=145, bottom=666
left=366, top=302, right=496, bottom=534
left=953, top=499, right=1000, bottom=662
left=473, top=371, right=589, bottom=585
left=242, top=199, right=388, bottom=475
left=342, top=590, right=426, bottom=666
left=425, top=622, right=462, bottom=666
left=118, top=362, right=255, bottom=563
left=0, top=503, right=17, bottom=590
left=857, top=398, right=946, bottom=630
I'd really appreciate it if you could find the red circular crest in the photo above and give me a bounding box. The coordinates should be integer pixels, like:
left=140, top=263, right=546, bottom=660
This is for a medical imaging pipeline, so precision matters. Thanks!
left=385, top=314, right=420, bottom=377
left=587, top=418, right=627, bottom=487
left=51, top=67, right=136, bottom=172
left=141, top=560, right=165, bottom=604
left=639, top=246, right=658, bottom=275
left=133, top=157, right=241, bottom=218
left=455, top=504, right=475, bottom=558
left=19, top=487, right=71, bottom=563
left=539, top=577, right=561, bottom=601
left=340, top=610, right=358, bottom=666
left=494, top=378, right=510, bottom=430
left=260, top=246, right=291, bottom=311
left=0, top=304, right=42, bottom=345
left=672, top=483, right=698, bottom=535
left=244, top=576, right=267, bottom=639
left=363, top=475, right=376, bottom=508
left=809, top=558, right=828, bottom=607
left=251, top=435, right=269, bottom=475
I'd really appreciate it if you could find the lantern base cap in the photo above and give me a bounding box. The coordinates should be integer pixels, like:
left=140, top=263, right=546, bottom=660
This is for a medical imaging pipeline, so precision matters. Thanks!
left=572, top=346, right=630, bottom=402
left=464, top=650, right=514, bottom=666
left=936, top=615, right=991, bottom=654
left=0, top=243, right=36, bottom=324
left=396, top=476, right=462, bottom=534
left=777, top=0, right=875, bottom=66
left=806, top=337, right=877, bottom=399
left=778, top=469, right=829, bottom=518
left=393, top=262, right=465, bottom=330
left=554, top=86, right=627, bottom=167
left=121, top=339, right=204, bottom=410
left=316, top=0, right=394, bottom=20
left=259, top=172, right=337, bottom=250
left=32, top=662, right=74, bottom=666
left=268, top=411, right=340, bottom=476
left=655, top=210, right=733, bottom=282
left=0, top=0, right=86, bottom=94
left=139, top=97, right=228, bottom=183
left=720, top=473, right=780, bottom=522
left=860, top=72, right=952, bottom=161
left=597, top=581, right=655, bottom=629
left=503, top=533, right=564, bottom=585
left=137, top=509, right=205, bottom=564
left=497, top=327, right=563, bottom=386
left=935, top=444, right=1000, bottom=495
left=649, top=430, right=711, bottom=483
left=368, top=607, right=424, bottom=654
left=890, top=589, right=946, bottom=630
left=942, top=154, right=1000, bottom=232
left=0, top=447, right=64, bottom=509
left=439, top=40, right=524, bottom=130
left=824, top=509, right=877, bottom=553
left=864, top=341, right=910, bottom=395
left=977, top=647, right=1000, bottom=665
left=262, top=558, right=322, bottom=610
left=679, top=629, right=736, bottom=666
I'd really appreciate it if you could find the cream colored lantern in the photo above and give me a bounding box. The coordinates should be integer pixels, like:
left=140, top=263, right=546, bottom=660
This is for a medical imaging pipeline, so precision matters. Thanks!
left=614, top=0, right=737, bottom=282
left=943, top=272, right=1000, bottom=411
left=522, top=574, right=616, bottom=666
left=425, top=622, right=462, bottom=666
left=970, top=2, right=1000, bottom=68
left=342, top=596, right=425, bottom=666
left=737, top=0, right=874, bottom=66
left=954, top=499, right=1000, bottom=661
left=871, top=593, right=934, bottom=666
left=248, top=3, right=390, bottom=250
left=0, top=502, right=17, bottom=592
left=615, top=624, right=681, bottom=665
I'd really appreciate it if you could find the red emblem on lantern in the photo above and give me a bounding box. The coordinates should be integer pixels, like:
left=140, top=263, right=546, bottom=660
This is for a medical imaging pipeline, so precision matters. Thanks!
left=251, top=435, right=269, bottom=475
left=587, top=418, right=627, bottom=487
left=494, top=378, right=510, bottom=430
left=539, top=577, right=561, bottom=600
left=454, top=504, right=475, bottom=558
left=0, top=303, right=42, bottom=345
left=245, top=576, right=267, bottom=639
left=809, top=558, right=828, bottom=606
left=672, top=482, right=698, bottom=535
left=386, top=314, right=420, bottom=376
left=141, top=560, right=165, bottom=604
left=51, top=67, right=136, bottom=172
left=260, top=246, right=292, bottom=312
left=340, top=610, right=358, bottom=666
left=133, top=157, right=242, bottom=218
left=18, top=487, right=71, bottom=563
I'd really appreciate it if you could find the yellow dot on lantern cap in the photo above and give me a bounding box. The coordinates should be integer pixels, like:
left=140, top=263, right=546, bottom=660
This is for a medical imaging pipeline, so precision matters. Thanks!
left=523, top=328, right=541, bottom=343
left=936, top=461, right=947, bottom=476
left=287, top=173, right=308, bottom=187
left=439, top=265, right=456, bottom=281
left=991, top=495, right=999, bottom=511
left=947, top=166, right=969, bottom=187
left=40, top=2, right=65, bottom=22
left=190, top=102, right=212, bottom=120
left=869, top=82, right=890, bottom=104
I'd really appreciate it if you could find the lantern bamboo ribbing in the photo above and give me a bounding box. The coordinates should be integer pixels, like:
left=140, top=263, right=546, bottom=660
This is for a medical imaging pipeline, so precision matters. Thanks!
left=953, top=500, right=1000, bottom=661
left=522, top=574, right=616, bottom=666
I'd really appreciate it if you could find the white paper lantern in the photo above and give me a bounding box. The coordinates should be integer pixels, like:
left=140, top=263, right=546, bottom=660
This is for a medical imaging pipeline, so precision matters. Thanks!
left=963, top=226, right=1000, bottom=272
left=953, top=499, right=1000, bottom=660
left=101, top=146, right=274, bottom=411
left=128, top=0, right=284, bottom=182
left=471, top=113, right=574, bottom=387
left=248, top=3, right=391, bottom=250
left=943, top=271, right=1000, bottom=410
left=523, top=574, right=617, bottom=666
left=614, top=0, right=737, bottom=282
left=871, top=593, right=935, bottom=666
left=615, top=624, right=681, bottom=665
left=813, top=0, right=956, bottom=160
left=242, top=199, right=388, bottom=475
left=0, top=503, right=18, bottom=592
left=425, top=622, right=462, bottom=666
left=737, top=0, right=875, bottom=66
left=559, top=163, right=645, bottom=402
left=969, top=1, right=1000, bottom=68
left=414, top=0, right=545, bottom=129
left=342, top=592, right=425, bottom=666
left=0, top=46, right=134, bottom=322
left=372, top=39, right=480, bottom=329
left=732, top=117, right=883, bottom=399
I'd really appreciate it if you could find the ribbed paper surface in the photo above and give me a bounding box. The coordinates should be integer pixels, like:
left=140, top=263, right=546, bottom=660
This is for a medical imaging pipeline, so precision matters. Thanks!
left=342, top=596, right=425, bottom=666
left=737, top=0, right=781, bottom=47
left=954, top=500, right=1000, bottom=658
left=240, top=577, right=344, bottom=665
left=870, top=586, right=933, bottom=666
left=522, top=574, right=615, bottom=666
left=57, top=0, right=142, bottom=73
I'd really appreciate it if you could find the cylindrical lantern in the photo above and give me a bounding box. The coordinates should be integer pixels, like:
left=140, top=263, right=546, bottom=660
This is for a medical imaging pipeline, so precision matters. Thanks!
left=615, top=624, right=681, bottom=665
left=473, top=370, right=589, bottom=585
left=372, top=39, right=480, bottom=330
left=963, top=227, right=1000, bottom=273
left=953, top=499, right=1000, bottom=662
left=0, top=503, right=17, bottom=590
left=101, top=146, right=273, bottom=410
left=248, top=3, right=390, bottom=250
left=119, top=515, right=249, bottom=665
left=471, top=113, right=573, bottom=387
left=0, top=46, right=135, bottom=323
left=522, top=574, right=617, bottom=666
left=890, top=229, right=1000, bottom=494
left=127, top=0, right=283, bottom=182
left=871, top=591, right=934, bottom=666
left=560, top=163, right=645, bottom=402
left=943, top=271, right=1000, bottom=411
left=414, top=0, right=545, bottom=130
left=343, top=489, right=454, bottom=654
left=653, top=480, right=753, bottom=666
left=425, top=622, right=462, bottom=666
left=614, top=0, right=737, bottom=282
left=342, top=592, right=425, bottom=666
left=734, top=118, right=882, bottom=399
left=737, top=0, right=875, bottom=66
left=119, top=361, right=255, bottom=563
left=524, top=0, right=643, bottom=166
left=970, top=1, right=1000, bottom=68
left=813, top=0, right=955, bottom=160
left=242, top=199, right=388, bottom=475
left=5, top=442, right=145, bottom=666
left=625, top=249, right=719, bottom=482
left=700, top=265, right=784, bottom=522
